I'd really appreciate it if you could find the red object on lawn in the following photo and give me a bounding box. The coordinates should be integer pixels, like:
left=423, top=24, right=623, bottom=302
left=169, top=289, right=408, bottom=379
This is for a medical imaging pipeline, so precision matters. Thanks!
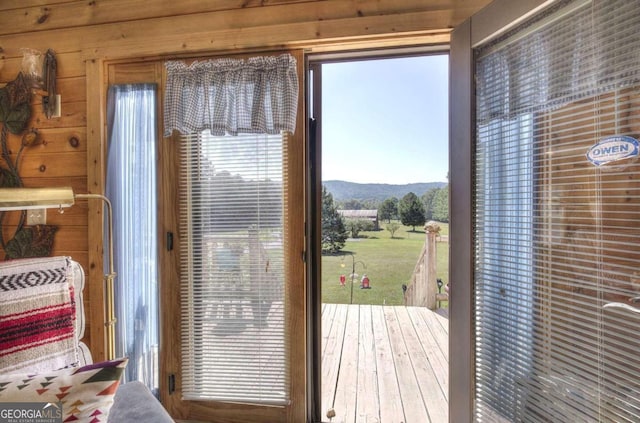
left=361, top=275, right=370, bottom=289
left=340, top=274, right=346, bottom=286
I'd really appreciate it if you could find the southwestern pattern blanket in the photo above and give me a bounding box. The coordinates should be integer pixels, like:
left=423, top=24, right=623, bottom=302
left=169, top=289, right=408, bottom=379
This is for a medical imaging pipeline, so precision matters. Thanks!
left=0, top=256, right=77, bottom=373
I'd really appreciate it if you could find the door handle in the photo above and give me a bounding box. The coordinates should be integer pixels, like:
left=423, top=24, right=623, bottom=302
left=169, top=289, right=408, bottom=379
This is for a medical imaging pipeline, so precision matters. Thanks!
left=603, top=301, right=640, bottom=314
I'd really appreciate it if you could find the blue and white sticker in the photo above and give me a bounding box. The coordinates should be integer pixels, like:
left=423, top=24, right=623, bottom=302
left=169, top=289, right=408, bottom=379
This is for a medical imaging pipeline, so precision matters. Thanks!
left=586, top=135, right=639, bottom=166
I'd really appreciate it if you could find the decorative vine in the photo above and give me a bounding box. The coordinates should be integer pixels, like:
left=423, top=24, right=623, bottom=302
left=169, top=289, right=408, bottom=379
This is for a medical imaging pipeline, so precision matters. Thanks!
left=0, top=71, right=57, bottom=259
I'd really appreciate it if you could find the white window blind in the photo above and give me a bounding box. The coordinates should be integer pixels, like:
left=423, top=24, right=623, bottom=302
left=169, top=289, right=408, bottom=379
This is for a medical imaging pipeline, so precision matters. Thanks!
left=179, top=131, right=288, bottom=405
left=475, top=0, right=640, bottom=421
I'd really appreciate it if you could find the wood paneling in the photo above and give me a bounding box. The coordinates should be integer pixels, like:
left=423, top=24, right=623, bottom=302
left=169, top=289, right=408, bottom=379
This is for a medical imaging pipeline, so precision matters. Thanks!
left=0, top=129, right=84, bottom=162
left=1, top=51, right=86, bottom=80
left=107, top=62, right=162, bottom=85
left=0, top=0, right=314, bottom=35
left=18, top=152, right=86, bottom=177
left=0, top=0, right=487, bottom=38
left=0, top=1, right=491, bottom=59
left=30, top=101, right=86, bottom=128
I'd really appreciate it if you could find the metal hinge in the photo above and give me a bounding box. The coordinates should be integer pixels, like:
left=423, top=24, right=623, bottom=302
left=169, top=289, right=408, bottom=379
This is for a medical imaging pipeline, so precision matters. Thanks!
left=168, top=374, right=175, bottom=394
left=166, top=232, right=174, bottom=251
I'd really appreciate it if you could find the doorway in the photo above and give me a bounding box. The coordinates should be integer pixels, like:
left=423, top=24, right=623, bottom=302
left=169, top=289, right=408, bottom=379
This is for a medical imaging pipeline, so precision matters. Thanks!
left=308, top=52, right=450, bottom=423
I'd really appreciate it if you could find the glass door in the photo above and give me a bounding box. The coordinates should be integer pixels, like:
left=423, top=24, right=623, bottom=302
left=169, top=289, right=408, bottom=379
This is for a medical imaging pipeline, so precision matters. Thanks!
left=452, top=0, right=640, bottom=421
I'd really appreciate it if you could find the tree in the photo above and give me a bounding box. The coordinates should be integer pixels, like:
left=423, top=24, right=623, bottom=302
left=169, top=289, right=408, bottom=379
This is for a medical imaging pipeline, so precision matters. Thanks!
left=399, top=192, right=426, bottom=231
left=345, top=218, right=375, bottom=238
left=378, top=197, right=398, bottom=223
left=432, top=185, right=449, bottom=223
left=386, top=222, right=400, bottom=238
left=421, top=188, right=438, bottom=221
left=361, top=199, right=380, bottom=210
left=342, top=199, right=363, bottom=210
left=200, top=168, right=282, bottom=233
left=322, top=186, right=348, bottom=253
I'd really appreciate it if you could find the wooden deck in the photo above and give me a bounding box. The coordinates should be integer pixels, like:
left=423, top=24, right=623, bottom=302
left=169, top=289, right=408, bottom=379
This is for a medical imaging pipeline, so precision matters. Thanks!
left=321, top=304, right=449, bottom=423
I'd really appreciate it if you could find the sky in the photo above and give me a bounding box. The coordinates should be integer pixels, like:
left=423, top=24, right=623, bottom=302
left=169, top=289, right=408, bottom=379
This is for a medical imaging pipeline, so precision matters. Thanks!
left=321, top=54, right=449, bottom=185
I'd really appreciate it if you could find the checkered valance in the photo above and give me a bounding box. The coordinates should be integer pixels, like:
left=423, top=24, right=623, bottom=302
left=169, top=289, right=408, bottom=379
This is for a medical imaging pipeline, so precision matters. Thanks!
left=164, top=54, right=298, bottom=137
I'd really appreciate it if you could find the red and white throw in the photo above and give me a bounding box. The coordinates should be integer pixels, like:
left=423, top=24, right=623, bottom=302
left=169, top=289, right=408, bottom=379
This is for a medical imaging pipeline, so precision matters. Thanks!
left=0, top=256, right=78, bottom=373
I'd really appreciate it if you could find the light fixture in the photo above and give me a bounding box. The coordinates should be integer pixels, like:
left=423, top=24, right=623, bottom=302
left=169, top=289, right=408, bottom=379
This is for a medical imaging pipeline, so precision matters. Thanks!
left=0, top=187, right=117, bottom=360
left=0, top=187, right=75, bottom=210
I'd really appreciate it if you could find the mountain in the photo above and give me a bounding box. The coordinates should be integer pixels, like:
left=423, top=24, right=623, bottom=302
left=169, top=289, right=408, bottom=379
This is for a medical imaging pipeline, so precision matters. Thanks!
left=323, top=180, right=447, bottom=202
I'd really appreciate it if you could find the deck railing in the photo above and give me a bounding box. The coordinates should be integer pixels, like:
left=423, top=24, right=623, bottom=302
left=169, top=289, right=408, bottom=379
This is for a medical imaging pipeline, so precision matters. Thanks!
left=403, top=221, right=448, bottom=309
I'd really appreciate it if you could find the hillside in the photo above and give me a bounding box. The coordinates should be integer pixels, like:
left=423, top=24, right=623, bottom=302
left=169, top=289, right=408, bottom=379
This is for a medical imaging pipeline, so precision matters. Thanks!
left=324, top=180, right=446, bottom=202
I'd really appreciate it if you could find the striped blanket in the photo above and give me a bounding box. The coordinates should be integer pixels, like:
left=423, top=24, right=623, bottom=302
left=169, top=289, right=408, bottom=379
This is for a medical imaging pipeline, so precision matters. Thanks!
left=0, top=256, right=78, bottom=373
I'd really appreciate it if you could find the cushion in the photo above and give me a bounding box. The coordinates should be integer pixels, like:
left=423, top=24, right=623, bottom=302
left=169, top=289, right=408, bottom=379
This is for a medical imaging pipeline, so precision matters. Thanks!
left=0, top=256, right=78, bottom=373
left=108, top=381, right=174, bottom=422
left=0, top=358, right=128, bottom=422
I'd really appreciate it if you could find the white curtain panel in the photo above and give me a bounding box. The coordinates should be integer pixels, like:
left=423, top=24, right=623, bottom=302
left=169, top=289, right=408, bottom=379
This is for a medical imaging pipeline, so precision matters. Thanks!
left=106, top=83, right=159, bottom=397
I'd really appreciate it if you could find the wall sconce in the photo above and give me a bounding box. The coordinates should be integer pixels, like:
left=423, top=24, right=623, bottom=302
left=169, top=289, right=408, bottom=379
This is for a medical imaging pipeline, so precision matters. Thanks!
left=20, top=48, right=59, bottom=118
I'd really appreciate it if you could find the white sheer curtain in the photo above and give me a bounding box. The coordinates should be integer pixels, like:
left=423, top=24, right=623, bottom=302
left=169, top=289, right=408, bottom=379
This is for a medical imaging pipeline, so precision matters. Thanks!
left=106, top=84, right=159, bottom=396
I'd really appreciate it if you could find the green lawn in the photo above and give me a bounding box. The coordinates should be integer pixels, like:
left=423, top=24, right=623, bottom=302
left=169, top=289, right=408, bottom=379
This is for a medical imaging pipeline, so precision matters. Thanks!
left=321, top=221, right=449, bottom=306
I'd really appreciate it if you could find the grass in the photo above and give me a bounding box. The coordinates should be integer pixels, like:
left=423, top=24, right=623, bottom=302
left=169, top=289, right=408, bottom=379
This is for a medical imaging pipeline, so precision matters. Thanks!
left=321, top=221, right=449, bottom=306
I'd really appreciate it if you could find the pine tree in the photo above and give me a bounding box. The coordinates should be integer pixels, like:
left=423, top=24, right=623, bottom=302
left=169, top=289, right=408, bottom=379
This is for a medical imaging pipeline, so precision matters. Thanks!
left=322, top=186, right=348, bottom=253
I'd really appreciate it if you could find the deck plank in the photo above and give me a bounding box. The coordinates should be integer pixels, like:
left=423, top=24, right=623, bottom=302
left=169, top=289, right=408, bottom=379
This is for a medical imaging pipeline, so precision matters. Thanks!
left=396, top=307, right=448, bottom=422
left=355, top=305, right=380, bottom=422
left=322, top=304, right=448, bottom=423
left=383, top=307, right=429, bottom=422
left=372, top=305, right=405, bottom=423
left=333, top=305, right=360, bottom=423
left=321, top=303, right=348, bottom=415
left=407, top=307, right=449, bottom=401
left=322, top=303, right=337, bottom=356
left=433, top=309, right=450, bottom=334
left=419, top=307, right=449, bottom=359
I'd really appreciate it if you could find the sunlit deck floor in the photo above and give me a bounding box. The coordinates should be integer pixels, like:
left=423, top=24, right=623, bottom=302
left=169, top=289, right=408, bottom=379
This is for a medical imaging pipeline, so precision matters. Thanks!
left=321, top=304, right=449, bottom=423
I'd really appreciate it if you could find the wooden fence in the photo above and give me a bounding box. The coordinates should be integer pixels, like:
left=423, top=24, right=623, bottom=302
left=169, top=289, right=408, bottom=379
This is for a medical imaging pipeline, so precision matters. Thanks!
left=403, top=221, right=448, bottom=309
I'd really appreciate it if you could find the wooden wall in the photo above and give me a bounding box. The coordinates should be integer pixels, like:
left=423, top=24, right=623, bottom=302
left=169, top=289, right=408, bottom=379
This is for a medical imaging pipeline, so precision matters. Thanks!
left=0, top=0, right=491, bottom=361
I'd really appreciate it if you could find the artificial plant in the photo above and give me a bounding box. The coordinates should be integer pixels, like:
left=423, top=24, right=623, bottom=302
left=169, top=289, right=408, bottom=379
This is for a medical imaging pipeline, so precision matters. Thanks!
left=0, top=71, right=57, bottom=259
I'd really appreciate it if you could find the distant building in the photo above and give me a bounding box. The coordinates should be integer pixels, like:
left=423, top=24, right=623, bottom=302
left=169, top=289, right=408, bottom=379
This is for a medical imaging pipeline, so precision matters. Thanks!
left=337, top=209, right=379, bottom=230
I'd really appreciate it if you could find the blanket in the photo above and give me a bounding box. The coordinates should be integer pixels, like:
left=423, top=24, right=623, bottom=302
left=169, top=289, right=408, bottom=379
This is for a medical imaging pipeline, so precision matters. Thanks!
left=0, top=256, right=78, bottom=373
